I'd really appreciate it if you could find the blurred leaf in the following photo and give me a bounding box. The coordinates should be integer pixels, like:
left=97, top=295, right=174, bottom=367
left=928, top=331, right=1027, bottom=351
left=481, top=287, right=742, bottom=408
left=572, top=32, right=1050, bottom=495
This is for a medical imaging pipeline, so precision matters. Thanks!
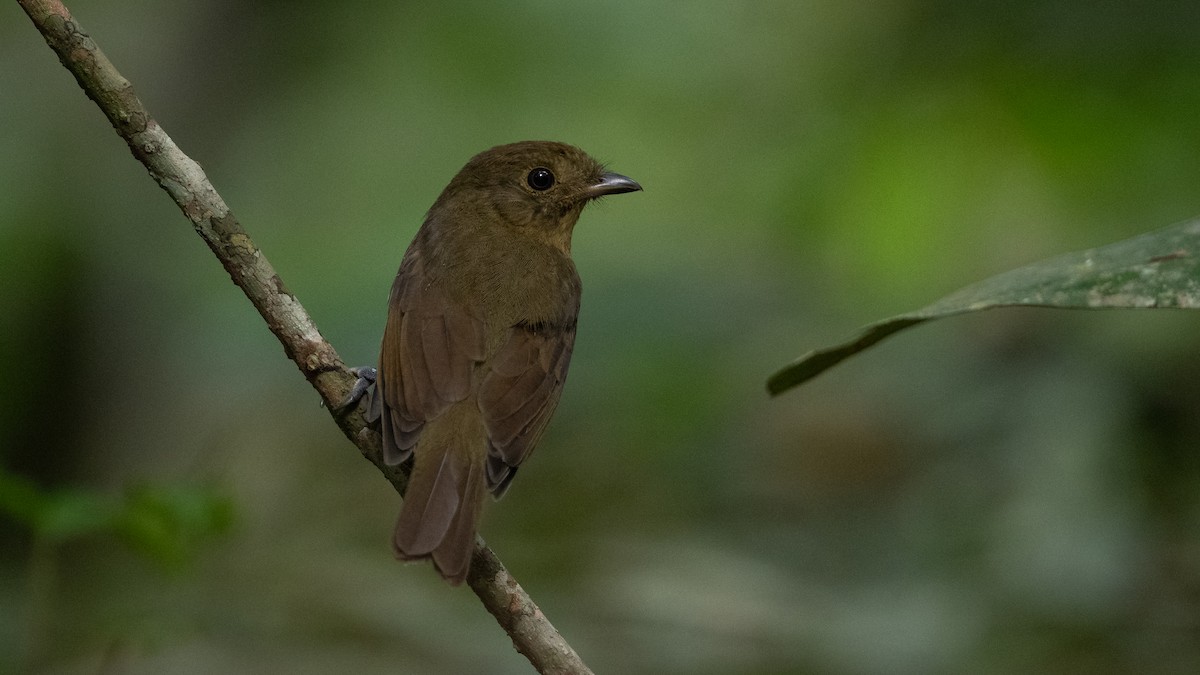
left=114, top=484, right=235, bottom=568
left=0, top=467, right=47, bottom=525
left=769, top=217, right=1200, bottom=395
left=35, top=490, right=116, bottom=539
left=1, top=466, right=117, bottom=537
left=0, top=465, right=232, bottom=568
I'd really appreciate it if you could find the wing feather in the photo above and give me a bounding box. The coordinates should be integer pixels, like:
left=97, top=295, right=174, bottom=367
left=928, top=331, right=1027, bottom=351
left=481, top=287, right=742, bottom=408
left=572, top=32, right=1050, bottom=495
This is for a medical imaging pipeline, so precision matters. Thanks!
left=479, top=323, right=576, bottom=495
left=376, top=250, right=485, bottom=465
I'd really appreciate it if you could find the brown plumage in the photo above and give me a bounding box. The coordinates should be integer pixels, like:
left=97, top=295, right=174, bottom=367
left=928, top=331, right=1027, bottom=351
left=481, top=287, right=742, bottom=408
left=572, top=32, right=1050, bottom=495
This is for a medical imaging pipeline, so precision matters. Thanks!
left=373, top=141, right=640, bottom=584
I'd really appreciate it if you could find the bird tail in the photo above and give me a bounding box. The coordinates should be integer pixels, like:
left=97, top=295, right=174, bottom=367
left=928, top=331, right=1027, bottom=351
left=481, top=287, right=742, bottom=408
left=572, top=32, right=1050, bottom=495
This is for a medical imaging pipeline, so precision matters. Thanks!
left=392, top=404, right=486, bottom=585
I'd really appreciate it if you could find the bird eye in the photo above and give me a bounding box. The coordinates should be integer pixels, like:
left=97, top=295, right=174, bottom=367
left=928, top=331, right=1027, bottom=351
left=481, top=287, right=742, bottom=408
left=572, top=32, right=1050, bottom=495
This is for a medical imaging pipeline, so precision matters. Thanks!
left=526, top=168, right=555, bottom=191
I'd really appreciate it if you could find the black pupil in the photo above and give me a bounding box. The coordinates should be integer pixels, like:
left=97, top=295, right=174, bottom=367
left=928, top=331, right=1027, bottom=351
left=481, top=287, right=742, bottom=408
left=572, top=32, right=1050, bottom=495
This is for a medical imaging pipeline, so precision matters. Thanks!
left=527, top=168, right=555, bottom=190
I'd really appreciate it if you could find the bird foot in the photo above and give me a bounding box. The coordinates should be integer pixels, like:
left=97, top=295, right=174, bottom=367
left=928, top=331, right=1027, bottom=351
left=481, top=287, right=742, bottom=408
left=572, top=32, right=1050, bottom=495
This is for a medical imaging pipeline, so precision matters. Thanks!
left=337, top=366, right=379, bottom=422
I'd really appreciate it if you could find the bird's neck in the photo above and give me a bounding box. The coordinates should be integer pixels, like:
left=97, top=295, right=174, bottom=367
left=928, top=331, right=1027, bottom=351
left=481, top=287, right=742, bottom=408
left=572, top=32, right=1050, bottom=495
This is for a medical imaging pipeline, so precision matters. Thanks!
left=421, top=218, right=581, bottom=330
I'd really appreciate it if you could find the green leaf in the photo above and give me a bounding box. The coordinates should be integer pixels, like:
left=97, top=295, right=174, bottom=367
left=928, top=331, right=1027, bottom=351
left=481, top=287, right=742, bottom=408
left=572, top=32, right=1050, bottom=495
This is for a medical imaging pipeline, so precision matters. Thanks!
left=35, top=490, right=117, bottom=539
left=768, top=217, right=1200, bottom=396
left=114, top=484, right=235, bottom=568
left=0, top=468, right=46, bottom=525
left=0, top=465, right=233, bottom=568
left=0, top=467, right=116, bottom=537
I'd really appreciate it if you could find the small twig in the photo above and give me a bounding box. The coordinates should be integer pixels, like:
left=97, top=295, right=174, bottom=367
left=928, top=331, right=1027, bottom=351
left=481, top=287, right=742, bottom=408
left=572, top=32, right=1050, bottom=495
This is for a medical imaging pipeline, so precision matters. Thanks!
left=15, top=2, right=591, bottom=673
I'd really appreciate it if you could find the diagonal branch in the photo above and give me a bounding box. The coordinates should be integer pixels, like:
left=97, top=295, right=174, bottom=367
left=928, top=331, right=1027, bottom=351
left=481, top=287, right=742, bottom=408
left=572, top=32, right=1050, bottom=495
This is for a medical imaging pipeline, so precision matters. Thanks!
left=15, top=2, right=592, bottom=673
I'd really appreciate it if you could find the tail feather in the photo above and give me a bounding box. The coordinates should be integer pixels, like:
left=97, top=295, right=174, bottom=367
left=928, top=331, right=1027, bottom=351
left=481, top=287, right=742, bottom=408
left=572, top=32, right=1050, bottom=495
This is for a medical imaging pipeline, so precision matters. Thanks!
left=392, top=404, right=487, bottom=585
left=431, top=461, right=485, bottom=584
left=393, top=449, right=459, bottom=557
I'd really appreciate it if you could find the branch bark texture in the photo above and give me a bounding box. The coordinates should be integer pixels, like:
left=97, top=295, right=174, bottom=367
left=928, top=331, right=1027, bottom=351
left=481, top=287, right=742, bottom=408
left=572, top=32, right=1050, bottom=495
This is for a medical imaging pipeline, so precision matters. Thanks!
left=16, top=2, right=592, bottom=673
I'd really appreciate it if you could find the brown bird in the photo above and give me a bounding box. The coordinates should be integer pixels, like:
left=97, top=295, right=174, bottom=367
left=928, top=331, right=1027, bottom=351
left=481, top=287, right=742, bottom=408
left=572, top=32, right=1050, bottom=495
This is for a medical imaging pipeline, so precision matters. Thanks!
left=362, top=141, right=640, bottom=584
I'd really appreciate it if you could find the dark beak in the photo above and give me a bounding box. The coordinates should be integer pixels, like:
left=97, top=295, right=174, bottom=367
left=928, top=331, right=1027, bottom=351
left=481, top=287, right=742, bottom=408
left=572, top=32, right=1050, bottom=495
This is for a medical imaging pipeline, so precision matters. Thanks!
left=586, top=172, right=642, bottom=198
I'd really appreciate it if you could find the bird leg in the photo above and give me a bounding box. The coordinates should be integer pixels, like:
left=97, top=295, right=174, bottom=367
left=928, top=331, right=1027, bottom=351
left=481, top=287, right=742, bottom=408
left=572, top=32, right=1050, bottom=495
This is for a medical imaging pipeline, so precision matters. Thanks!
left=337, top=366, right=380, bottom=423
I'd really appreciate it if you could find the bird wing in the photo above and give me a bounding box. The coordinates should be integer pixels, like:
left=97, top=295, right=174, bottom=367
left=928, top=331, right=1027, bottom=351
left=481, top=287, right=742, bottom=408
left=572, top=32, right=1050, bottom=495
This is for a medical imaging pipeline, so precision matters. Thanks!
left=376, top=250, right=487, bottom=465
left=478, top=319, right=576, bottom=496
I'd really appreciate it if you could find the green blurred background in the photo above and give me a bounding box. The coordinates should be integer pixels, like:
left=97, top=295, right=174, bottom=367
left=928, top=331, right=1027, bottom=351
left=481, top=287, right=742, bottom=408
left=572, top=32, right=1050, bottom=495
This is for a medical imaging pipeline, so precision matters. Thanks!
left=4, top=1, right=1200, bottom=673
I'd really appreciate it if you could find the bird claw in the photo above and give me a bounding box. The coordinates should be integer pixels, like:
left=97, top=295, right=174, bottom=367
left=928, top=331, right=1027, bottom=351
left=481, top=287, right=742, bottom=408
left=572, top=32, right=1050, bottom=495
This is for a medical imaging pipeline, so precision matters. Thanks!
left=337, top=366, right=378, bottom=416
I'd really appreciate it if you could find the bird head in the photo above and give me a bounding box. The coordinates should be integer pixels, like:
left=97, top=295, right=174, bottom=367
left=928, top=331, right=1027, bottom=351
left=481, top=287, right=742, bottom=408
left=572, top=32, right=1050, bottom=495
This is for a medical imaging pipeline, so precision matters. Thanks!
left=432, top=141, right=641, bottom=253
